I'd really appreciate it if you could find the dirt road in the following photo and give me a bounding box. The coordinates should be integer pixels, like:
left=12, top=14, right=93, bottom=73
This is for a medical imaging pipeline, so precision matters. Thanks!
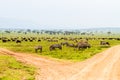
left=0, top=45, right=120, bottom=80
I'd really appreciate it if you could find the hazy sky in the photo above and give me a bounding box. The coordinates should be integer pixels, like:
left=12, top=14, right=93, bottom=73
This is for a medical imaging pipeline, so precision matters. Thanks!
left=0, top=0, right=120, bottom=28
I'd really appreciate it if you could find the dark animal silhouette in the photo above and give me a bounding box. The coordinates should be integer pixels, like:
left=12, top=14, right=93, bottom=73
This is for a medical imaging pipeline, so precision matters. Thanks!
left=38, top=39, right=41, bottom=42
left=49, top=44, right=62, bottom=51
left=35, top=46, right=42, bottom=53
left=16, top=40, right=21, bottom=43
left=48, top=39, right=58, bottom=42
left=66, top=43, right=75, bottom=47
left=2, top=39, right=7, bottom=43
left=100, top=41, right=110, bottom=45
left=61, top=42, right=69, bottom=46
left=75, top=42, right=91, bottom=50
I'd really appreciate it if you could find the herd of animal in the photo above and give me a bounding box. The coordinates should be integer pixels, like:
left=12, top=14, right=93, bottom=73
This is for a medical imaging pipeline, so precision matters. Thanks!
left=0, top=36, right=114, bottom=53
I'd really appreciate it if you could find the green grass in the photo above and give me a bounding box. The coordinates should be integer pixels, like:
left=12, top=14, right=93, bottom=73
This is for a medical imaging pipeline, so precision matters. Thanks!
left=1, top=32, right=120, bottom=61
left=0, top=53, right=36, bottom=80
left=1, top=38, right=119, bottom=61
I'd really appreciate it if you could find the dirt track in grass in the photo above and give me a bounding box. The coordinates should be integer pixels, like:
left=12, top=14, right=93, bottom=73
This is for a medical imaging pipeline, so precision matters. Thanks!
left=0, top=45, right=120, bottom=80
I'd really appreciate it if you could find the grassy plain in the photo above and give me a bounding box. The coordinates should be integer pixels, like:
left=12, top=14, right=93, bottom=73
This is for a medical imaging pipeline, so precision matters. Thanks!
left=0, top=53, right=36, bottom=80
left=0, top=31, right=120, bottom=80
left=0, top=32, right=120, bottom=61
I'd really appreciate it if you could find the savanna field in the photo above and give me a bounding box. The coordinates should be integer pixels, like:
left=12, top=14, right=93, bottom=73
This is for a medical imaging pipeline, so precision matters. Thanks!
left=1, top=29, right=120, bottom=61
left=0, top=29, right=120, bottom=80
left=0, top=53, right=36, bottom=80
left=0, top=0, right=120, bottom=79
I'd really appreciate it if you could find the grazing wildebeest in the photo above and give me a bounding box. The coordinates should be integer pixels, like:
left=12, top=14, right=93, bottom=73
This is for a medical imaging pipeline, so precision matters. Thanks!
left=100, top=41, right=110, bottom=45
left=2, top=39, right=8, bottom=43
left=16, top=40, right=21, bottom=43
left=53, top=40, right=58, bottom=42
left=66, top=43, right=75, bottom=47
left=35, top=46, right=42, bottom=53
left=38, top=39, right=41, bottom=42
left=49, top=44, right=62, bottom=51
left=2, top=38, right=8, bottom=43
left=61, top=42, right=69, bottom=46
left=75, top=42, right=91, bottom=50
left=47, top=39, right=53, bottom=42
left=29, top=39, right=33, bottom=42
left=116, top=38, right=120, bottom=40
left=48, top=39, right=58, bottom=42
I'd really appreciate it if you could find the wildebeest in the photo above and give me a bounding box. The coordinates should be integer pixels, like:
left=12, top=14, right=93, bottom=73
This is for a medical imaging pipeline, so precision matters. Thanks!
left=38, top=39, right=41, bottom=42
left=29, top=39, right=33, bottom=42
left=48, top=39, right=58, bottom=42
left=66, top=43, right=75, bottom=47
left=35, top=46, right=42, bottom=53
left=75, top=41, right=91, bottom=50
left=61, top=42, right=69, bottom=46
left=16, top=40, right=21, bottom=43
left=2, top=39, right=8, bottom=43
left=100, top=41, right=110, bottom=45
left=49, top=44, right=62, bottom=51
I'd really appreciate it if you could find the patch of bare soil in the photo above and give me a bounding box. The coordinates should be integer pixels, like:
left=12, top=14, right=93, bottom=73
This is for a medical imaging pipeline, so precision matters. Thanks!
left=0, top=45, right=120, bottom=80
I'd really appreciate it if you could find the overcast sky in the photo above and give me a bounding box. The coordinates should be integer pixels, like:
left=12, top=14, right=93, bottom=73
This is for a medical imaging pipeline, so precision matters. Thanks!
left=0, top=0, right=120, bottom=29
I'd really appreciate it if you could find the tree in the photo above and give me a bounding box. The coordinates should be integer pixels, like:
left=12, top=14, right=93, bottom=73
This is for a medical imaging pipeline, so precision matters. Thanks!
left=107, top=31, right=111, bottom=35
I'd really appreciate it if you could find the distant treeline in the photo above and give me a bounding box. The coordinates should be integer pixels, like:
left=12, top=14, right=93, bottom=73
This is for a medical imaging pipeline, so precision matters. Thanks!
left=0, top=28, right=117, bottom=36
